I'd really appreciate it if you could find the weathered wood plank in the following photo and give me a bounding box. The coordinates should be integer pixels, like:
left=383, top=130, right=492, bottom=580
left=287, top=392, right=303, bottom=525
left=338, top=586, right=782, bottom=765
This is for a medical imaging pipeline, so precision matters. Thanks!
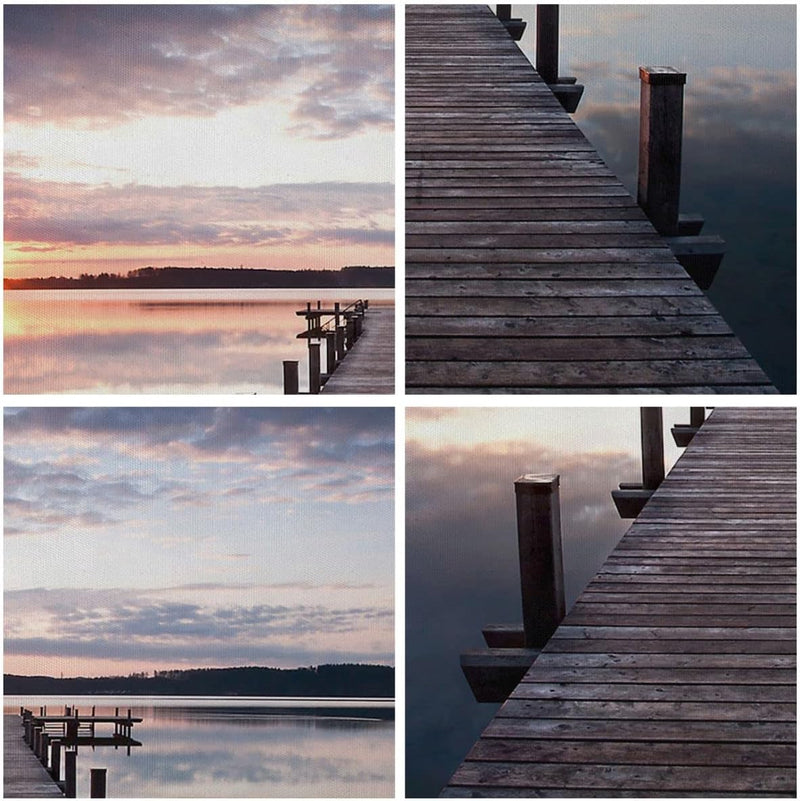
left=4, top=716, right=64, bottom=797
left=445, top=406, right=795, bottom=795
left=320, top=306, right=394, bottom=394
left=406, top=4, right=772, bottom=393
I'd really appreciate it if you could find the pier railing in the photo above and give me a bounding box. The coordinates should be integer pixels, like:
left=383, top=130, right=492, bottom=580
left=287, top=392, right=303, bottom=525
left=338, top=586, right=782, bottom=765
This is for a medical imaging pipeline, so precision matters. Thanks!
left=284, top=299, right=369, bottom=394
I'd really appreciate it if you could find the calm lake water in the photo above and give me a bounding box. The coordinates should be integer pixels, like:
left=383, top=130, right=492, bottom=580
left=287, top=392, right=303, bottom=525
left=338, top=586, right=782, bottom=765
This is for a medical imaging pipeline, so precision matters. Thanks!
left=4, top=289, right=394, bottom=394
left=515, top=4, right=796, bottom=392
left=5, top=695, right=394, bottom=798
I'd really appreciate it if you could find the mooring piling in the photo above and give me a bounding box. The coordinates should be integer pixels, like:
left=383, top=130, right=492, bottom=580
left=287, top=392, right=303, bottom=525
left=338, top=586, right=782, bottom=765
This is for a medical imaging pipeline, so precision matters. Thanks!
left=515, top=474, right=566, bottom=647
left=89, top=768, right=107, bottom=798
left=64, top=750, right=77, bottom=798
left=638, top=66, right=725, bottom=288
left=638, top=67, right=686, bottom=237
left=612, top=407, right=666, bottom=518
left=460, top=473, right=566, bottom=702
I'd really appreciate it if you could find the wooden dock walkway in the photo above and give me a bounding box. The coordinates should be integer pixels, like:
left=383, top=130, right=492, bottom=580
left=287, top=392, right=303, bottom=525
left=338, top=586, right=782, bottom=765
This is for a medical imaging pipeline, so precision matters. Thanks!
left=322, top=305, right=395, bottom=393
left=406, top=5, right=774, bottom=393
left=4, top=715, right=63, bottom=798
left=445, top=408, right=796, bottom=797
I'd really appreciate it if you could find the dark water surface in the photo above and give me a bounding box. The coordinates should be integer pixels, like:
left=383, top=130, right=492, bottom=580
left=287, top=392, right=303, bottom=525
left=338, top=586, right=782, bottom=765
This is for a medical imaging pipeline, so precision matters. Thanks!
left=4, top=289, right=394, bottom=394
left=514, top=4, right=796, bottom=392
left=5, top=695, right=394, bottom=797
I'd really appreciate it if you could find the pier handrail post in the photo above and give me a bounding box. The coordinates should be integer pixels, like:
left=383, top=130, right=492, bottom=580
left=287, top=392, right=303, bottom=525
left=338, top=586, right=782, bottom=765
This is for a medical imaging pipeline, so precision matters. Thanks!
left=638, top=66, right=686, bottom=236
left=641, top=407, right=665, bottom=490
left=536, top=5, right=559, bottom=85
left=514, top=474, right=566, bottom=647
left=309, top=343, right=321, bottom=394
left=65, top=749, right=77, bottom=798
left=283, top=360, right=299, bottom=394
left=90, top=767, right=107, bottom=798
left=496, top=5, right=511, bottom=21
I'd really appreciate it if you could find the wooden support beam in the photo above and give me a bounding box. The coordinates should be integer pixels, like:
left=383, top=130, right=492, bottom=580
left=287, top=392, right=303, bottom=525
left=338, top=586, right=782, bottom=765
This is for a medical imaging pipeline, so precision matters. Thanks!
left=667, top=234, right=725, bottom=290
left=672, top=406, right=707, bottom=446
left=308, top=343, right=321, bottom=395
left=536, top=5, right=559, bottom=85
left=64, top=750, right=77, bottom=799
left=496, top=5, right=526, bottom=40
left=461, top=648, right=540, bottom=702
left=482, top=623, right=525, bottom=648
left=612, top=408, right=665, bottom=518
left=641, top=407, right=665, bottom=490
left=325, top=331, right=337, bottom=375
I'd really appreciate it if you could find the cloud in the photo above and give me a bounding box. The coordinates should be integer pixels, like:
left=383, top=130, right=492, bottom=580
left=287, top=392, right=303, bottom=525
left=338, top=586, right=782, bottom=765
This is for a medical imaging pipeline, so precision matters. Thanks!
left=4, top=587, right=394, bottom=667
left=4, top=174, right=394, bottom=251
left=4, top=408, right=395, bottom=532
left=4, top=456, right=164, bottom=535
left=4, top=5, right=393, bottom=139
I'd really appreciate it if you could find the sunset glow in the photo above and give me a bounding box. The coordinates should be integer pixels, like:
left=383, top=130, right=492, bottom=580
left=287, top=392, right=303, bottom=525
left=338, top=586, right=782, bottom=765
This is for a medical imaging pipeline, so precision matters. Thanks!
left=4, top=5, right=394, bottom=278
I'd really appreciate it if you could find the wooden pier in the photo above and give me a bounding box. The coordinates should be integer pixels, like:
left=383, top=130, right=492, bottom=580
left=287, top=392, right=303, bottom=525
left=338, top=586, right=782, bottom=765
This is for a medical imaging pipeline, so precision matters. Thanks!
left=6, top=707, right=142, bottom=798
left=4, top=716, right=63, bottom=798
left=322, top=305, right=395, bottom=393
left=406, top=5, right=774, bottom=393
left=445, top=408, right=796, bottom=796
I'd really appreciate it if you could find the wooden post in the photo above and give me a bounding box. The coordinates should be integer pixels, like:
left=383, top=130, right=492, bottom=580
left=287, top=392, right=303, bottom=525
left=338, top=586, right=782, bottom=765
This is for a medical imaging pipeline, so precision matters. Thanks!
left=40, top=732, right=50, bottom=766
left=514, top=474, right=565, bottom=647
left=33, top=726, right=42, bottom=757
left=90, top=768, right=107, bottom=798
left=51, top=740, right=62, bottom=781
left=325, top=331, right=337, bottom=374
left=335, top=325, right=346, bottom=361
left=65, top=750, right=77, bottom=798
left=334, top=301, right=341, bottom=328
left=308, top=343, right=321, bottom=394
left=638, top=66, right=686, bottom=236
left=283, top=360, right=299, bottom=394
left=641, top=407, right=665, bottom=490
left=496, top=5, right=511, bottom=21
left=536, top=5, right=559, bottom=85
left=691, top=406, right=706, bottom=427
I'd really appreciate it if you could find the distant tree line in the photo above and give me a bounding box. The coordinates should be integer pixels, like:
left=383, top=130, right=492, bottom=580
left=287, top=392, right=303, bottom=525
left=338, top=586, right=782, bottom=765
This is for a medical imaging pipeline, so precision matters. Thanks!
left=5, top=663, right=394, bottom=697
left=4, top=265, right=394, bottom=290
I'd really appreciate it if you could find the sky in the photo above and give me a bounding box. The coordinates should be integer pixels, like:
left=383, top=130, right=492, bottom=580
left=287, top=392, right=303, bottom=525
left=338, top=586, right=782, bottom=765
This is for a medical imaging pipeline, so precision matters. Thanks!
left=4, top=407, right=394, bottom=678
left=4, top=5, right=394, bottom=278
left=406, top=406, right=688, bottom=796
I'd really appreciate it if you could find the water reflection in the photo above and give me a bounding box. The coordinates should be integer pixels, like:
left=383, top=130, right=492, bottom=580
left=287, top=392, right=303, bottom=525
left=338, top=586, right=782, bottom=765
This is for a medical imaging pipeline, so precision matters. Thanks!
left=4, top=289, right=394, bottom=394
left=513, top=5, right=796, bottom=392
